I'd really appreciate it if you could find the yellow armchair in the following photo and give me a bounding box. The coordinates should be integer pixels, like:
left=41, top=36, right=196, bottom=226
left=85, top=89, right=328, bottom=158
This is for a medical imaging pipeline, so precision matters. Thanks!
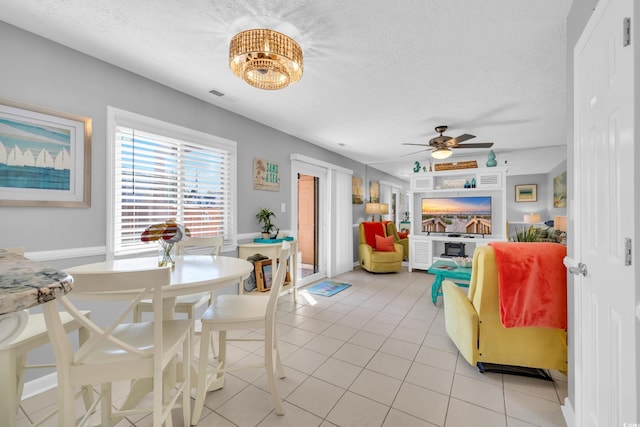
left=442, top=246, right=567, bottom=373
left=385, top=221, right=409, bottom=261
left=358, top=222, right=403, bottom=273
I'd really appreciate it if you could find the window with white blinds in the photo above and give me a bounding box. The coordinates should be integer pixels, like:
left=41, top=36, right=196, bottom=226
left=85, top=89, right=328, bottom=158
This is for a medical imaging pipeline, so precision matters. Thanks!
left=108, top=108, right=236, bottom=256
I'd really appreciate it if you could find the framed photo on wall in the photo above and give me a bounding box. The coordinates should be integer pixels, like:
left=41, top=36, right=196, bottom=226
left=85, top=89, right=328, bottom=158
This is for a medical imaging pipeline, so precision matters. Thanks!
left=253, top=158, right=280, bottom=191
left=0, top=98, right=91, bottom=207
left=515, top=184, right=537, bottom=202
left=553, top=172, right=567, bottom=207
left=369, top=180, right=380, bottom=203
left=352, top=175, right=363, bottom=204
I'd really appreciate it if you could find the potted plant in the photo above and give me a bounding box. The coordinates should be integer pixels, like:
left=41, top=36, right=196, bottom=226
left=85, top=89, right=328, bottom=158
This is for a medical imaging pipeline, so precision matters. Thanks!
left=511, top=225, right=543, bottom=242
left=256, top=208, right=276, bottom=239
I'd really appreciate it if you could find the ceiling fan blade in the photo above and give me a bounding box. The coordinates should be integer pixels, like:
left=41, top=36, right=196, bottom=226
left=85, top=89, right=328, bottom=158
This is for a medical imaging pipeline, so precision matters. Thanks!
left=455, top=142, right=494, bottom=149
left=401, top=149, right=430, bottom=157
left=401, top=142, right=430, bottom=147
left=449, top=134, right=475, bottom=145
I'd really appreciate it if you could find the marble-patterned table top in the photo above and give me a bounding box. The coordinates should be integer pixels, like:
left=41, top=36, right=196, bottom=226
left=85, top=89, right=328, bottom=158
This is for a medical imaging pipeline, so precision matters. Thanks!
left=0, top=249, right=73, bottom=315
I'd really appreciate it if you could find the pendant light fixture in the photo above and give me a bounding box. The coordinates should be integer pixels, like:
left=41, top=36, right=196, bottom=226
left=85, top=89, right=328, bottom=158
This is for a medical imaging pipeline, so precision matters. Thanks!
left=229, top=29, right=303, bottom=90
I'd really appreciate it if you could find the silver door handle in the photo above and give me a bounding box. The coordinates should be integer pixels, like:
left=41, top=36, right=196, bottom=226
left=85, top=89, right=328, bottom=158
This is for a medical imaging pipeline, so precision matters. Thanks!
left=563, top=256, right=587, bottom=277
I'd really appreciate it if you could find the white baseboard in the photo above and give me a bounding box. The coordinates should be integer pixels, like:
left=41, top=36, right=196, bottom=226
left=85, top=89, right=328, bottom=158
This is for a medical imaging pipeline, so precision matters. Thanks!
left=561, top=397, right=574, bottom=427
left=22, top=372, right=57, bottom=400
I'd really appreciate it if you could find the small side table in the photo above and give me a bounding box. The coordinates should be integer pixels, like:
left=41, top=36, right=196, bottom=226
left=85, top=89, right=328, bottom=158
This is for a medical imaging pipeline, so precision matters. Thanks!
left=238, top=240, right=298, bottom=302
left=427, top=260, right=472, bottom=304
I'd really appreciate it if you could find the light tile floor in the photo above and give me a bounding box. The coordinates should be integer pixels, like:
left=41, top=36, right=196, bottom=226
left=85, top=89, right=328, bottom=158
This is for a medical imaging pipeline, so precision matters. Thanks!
left=17, top=267, right=568, bottom=427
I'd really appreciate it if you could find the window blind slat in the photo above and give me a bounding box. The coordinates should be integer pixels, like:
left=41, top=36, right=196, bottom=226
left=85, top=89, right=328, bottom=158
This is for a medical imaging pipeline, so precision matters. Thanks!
left=113, top=125, right=235, bottom=255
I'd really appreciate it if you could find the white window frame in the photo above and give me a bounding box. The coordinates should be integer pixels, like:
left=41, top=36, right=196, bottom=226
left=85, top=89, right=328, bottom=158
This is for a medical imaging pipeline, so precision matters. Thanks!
left=106, top=107, right=237, bottom=258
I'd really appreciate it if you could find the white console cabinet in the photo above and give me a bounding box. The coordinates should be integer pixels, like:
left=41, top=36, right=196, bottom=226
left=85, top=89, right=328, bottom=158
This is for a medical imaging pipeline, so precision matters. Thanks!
left=408, top=167, right=507, bottom=271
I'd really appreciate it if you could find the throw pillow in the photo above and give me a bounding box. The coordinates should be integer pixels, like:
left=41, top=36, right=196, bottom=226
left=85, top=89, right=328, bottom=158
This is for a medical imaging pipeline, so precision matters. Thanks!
left=375, top=235, right=396, bottom=252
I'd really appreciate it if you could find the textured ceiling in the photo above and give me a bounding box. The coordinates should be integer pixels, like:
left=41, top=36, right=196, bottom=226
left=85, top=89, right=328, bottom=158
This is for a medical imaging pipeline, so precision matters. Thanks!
left=0, top=0, right=572, bottom=179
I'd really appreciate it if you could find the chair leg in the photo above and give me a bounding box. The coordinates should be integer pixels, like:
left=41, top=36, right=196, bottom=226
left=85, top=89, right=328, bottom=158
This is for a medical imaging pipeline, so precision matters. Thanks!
left=133, top=304, right=143, bottom=323
left=265, top=335, right=285, bottom=416
left=56, top=377, right=76, bottom=427
left=100, top=383, right=112, bottom=427
left=0, top=349, right=19, bottom=427
left=191, top=324, right=212, bottom=425
left=182, top=337, right=191, bottom=427
left=274, top=340, right=286, bottom=379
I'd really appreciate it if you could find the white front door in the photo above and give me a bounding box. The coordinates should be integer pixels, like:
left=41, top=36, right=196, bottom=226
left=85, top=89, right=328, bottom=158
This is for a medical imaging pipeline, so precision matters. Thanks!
left=573, top=0, right=638, bottom=425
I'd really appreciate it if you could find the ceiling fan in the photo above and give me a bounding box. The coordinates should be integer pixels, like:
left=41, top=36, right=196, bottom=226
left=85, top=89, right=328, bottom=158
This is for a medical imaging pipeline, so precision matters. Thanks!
left=402, top=125, right=494, bottom=159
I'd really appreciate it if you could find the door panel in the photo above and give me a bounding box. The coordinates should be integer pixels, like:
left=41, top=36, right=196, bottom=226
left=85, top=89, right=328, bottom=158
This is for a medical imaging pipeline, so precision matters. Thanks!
left=573, top=0, right=637, bottom=424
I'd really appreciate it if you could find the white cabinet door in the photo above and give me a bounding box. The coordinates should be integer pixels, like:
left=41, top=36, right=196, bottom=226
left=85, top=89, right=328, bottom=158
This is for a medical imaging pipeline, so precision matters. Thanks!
left=409, top=237, right=432, bottom=271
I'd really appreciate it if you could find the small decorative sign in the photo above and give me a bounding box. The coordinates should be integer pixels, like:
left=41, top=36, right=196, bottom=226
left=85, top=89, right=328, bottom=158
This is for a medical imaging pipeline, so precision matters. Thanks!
left=253, top=158, right=280, bottom=191
left=434, top=160, right=478, bottom=171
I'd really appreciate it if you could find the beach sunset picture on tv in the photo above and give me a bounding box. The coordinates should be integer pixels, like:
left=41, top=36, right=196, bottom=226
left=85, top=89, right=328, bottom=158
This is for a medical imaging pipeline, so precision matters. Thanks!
left=421, top=196, right=492, bottom=235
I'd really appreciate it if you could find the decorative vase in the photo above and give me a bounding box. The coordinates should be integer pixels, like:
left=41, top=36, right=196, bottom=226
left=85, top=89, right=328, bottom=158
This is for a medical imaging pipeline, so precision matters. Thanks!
left=486, top=150, right=497, bottom=167
left=158, top=243, right=176, bottom=269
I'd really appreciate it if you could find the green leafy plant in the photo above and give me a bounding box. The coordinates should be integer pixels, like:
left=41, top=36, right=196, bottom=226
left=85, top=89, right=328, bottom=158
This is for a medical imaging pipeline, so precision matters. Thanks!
left=511, top=225, right=543, bottom=242
left=256, top=208, right=276, bottom=235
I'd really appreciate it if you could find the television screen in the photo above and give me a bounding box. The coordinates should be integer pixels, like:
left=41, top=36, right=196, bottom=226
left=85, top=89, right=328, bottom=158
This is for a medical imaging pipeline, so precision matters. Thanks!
left=421, top=196, right=492, bottom=235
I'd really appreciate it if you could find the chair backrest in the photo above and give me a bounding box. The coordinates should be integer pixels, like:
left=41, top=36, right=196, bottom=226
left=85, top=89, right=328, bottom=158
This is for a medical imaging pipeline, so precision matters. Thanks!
left=176, top=236, right=223, bottom=256
left=386, top=222, right=400, bottom=239
left=265, top=242, right=291, bottom=334
left=467, top=246, right=500, bottom=318
left=359, top=222, right=386, bottom=247
left=46, top=267, right=170, bottom=370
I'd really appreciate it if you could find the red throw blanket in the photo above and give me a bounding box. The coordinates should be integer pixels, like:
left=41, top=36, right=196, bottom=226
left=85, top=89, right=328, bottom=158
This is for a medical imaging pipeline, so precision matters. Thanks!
left=488, top=242, right=567, bottom=330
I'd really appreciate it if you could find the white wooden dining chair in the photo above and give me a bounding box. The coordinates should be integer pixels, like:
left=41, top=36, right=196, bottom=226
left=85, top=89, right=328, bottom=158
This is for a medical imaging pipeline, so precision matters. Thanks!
left=43, top=267, right=191, bottom=427
left=133, top=236, right=223, bottom=323
left=0, top=247, right=92, bottom=427
left=192, top=241, right=291, bottom=424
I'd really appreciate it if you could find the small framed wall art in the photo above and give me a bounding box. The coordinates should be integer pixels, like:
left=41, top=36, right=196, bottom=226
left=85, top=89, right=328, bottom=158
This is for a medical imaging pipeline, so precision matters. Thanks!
left=515, top=184, right=537, bottom=202
left=0, top=98, right=92, bottom=207
left=253, top=158, right=280, bottom=191
left=352, top=175, right=363, bottom=204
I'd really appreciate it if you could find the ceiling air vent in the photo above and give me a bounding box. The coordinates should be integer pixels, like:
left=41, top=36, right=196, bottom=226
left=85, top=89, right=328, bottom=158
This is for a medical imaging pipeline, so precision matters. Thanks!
left=209, top=89, right=225, bottom=97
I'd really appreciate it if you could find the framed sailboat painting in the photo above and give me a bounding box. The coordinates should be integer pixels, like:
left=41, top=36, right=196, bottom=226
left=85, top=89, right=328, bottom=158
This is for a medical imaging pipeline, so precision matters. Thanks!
left=0, top=98, right=91, bottom=207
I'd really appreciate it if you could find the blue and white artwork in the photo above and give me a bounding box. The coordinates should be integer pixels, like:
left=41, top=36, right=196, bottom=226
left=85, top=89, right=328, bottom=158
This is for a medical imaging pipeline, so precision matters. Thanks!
left=0, top=118, right=71, bottom=190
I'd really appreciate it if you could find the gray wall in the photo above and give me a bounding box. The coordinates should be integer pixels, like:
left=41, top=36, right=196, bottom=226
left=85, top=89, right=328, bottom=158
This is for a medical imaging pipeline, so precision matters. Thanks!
left=0, top=21, right=408, bottom=382
left=0, top=21, right=406, bottom=265
left=566, top=0, right=600, bottom=416
left=505, top=160, right=568, bottom=224
left=506, top=174, right=549, bottom=222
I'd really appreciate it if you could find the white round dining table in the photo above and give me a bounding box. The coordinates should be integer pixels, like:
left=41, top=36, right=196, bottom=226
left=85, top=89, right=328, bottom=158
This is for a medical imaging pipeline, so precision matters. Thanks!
left=65, top=255, right=253, bottom=308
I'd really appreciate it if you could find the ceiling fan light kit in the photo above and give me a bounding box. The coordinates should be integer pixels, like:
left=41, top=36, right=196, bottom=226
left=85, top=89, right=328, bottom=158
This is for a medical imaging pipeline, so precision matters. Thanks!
left=431, top=147, right=453, bottom=159
left=229, top=29, right=303, bottom=90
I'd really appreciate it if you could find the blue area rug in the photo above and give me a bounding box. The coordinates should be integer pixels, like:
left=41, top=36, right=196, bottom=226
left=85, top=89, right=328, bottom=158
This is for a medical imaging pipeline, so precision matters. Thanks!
left=305, top=281, right=351, bottom=297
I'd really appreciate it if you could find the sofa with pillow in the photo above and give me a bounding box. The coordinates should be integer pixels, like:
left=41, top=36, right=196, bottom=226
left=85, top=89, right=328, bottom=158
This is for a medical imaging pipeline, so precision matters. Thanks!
left=358, top=222, right=403, bottom=273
